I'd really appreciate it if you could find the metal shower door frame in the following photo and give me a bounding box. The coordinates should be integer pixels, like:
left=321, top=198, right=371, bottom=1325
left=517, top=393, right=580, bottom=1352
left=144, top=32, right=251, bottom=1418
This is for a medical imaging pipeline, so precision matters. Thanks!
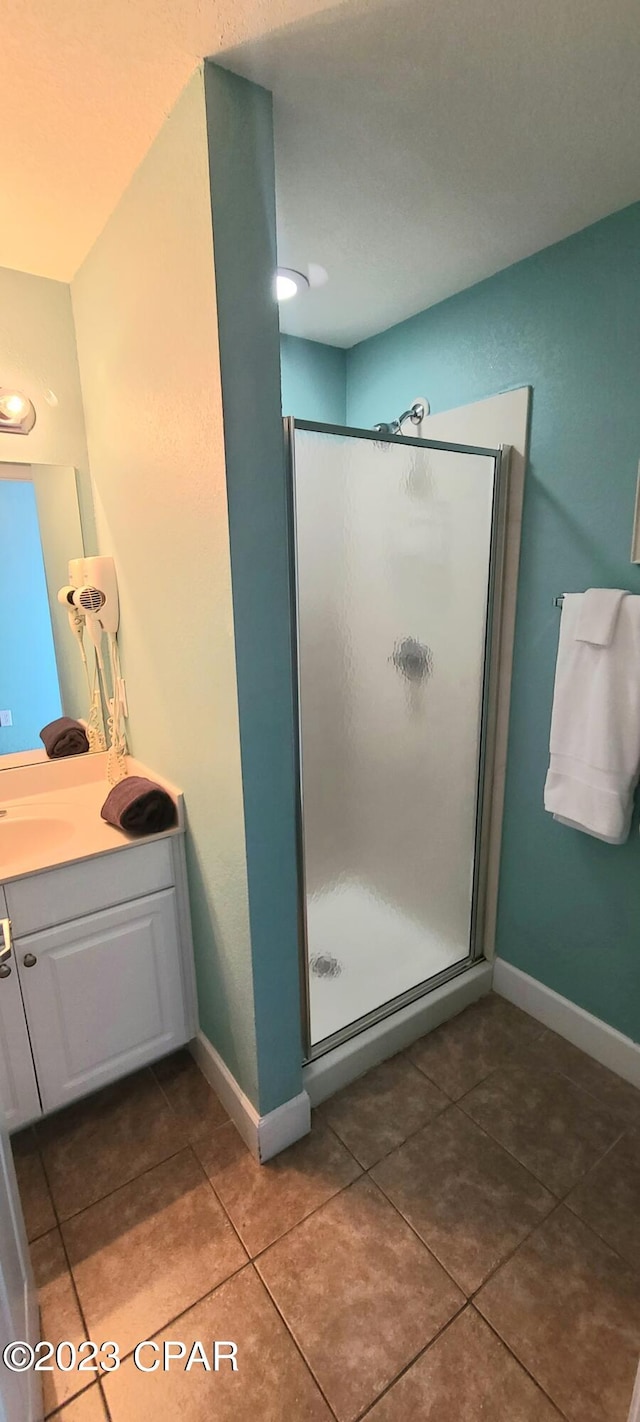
left=284, top=416, right=509, bottom=1062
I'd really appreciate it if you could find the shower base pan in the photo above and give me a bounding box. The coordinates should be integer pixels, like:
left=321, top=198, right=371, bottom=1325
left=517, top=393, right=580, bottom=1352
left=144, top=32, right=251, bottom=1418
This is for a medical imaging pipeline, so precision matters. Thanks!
left=307, top=881, right=470, bottom=1047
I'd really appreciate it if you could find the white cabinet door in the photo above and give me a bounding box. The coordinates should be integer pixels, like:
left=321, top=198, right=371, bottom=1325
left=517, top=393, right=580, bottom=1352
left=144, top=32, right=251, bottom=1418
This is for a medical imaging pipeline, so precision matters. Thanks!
left=17, top=890, right=188, bottom=1114
left=0, top=1114, right=43, bottom=1422
left=0, top=963, right=41, bottom=1132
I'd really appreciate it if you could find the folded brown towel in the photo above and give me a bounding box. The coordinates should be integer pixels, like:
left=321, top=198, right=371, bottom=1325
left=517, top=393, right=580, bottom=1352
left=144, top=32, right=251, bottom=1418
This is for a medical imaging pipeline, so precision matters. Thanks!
left=101, top=776, right=178, bottom=836
left=40, top=717, right=90, bottom=758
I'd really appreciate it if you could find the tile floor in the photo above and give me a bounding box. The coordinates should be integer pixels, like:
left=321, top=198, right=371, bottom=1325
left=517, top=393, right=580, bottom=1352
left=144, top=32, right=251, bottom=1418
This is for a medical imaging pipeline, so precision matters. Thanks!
left=12, top=993, right=640, bottom=1421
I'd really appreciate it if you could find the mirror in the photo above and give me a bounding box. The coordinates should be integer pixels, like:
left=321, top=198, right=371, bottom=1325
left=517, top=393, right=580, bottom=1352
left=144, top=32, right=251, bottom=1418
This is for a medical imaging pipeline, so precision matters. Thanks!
left=0, top=461, right=105, bottom=767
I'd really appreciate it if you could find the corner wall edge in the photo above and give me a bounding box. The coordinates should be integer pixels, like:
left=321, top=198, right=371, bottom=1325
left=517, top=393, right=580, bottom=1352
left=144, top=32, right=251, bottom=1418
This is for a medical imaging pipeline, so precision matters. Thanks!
left=190, top=1031, right=310, bottom=1162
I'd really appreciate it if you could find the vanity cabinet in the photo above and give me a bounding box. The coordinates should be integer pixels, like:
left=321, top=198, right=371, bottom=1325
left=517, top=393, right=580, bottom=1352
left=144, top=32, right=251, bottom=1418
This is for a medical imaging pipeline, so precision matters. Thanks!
left=0, top=837, right=197, bottom=1130
left=0, top=963, right=41, bottom=1130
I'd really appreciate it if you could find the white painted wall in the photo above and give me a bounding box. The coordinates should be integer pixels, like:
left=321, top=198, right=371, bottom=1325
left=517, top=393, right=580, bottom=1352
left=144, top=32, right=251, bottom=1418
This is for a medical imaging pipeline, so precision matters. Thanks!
left=71, top=69, right=260, bottom=1102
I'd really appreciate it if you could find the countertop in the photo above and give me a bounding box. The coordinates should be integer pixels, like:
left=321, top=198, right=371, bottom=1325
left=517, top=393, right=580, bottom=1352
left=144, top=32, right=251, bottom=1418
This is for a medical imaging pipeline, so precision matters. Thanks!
left=0, top=753, right=184, bottom=885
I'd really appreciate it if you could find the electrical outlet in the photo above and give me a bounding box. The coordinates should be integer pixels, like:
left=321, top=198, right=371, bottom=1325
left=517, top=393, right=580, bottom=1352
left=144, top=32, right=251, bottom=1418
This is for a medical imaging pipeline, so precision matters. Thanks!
left=0, top=710, right=13, bottom=728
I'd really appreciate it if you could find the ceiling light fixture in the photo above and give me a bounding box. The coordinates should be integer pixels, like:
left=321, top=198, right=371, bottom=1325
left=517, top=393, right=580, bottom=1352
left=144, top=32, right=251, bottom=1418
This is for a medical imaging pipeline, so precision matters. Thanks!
left=0, top=388, right=36, bottom=435
left=276, top=267, right=310, bottom=302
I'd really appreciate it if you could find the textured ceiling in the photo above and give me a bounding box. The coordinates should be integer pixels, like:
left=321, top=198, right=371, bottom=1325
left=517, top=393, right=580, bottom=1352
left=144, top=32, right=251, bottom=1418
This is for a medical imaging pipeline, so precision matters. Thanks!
left=0, top=0, right=349, bottom=280
left=221, top=0, right=640, bottom=344
left=4, top=0, right=640, bottom=343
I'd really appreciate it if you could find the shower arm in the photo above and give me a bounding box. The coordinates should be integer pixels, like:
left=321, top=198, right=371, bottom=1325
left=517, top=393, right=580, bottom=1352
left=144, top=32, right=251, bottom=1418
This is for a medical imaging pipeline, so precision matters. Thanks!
left=373, top=399, right=427, bottom=436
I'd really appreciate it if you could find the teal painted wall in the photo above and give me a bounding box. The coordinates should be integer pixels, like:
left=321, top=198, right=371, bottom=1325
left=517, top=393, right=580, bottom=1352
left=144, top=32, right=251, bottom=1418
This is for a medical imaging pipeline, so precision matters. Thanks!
left=204, top=63, right=304, bottom=1113
left=347, top=202, right=640, bottom=1042
left=280, top=333, right=347, bottom=422
left=0, top=480, right=61, bottom=754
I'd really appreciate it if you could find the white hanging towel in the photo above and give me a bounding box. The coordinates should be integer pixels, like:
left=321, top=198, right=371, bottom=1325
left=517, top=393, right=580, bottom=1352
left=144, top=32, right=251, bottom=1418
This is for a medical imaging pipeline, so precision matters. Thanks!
left=574, top=587, right=628, bottom=646
left=544, top=591, right=640, bottom=843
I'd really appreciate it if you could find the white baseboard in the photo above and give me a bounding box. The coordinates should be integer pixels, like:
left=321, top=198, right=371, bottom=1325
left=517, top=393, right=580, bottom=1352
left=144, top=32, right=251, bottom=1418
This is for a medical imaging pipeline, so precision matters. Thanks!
left=304, top=961, right=492, bottom=1106
left=190, top=1032, right=311, bottom=1163
left=493, top=958, right=640, bottom=1090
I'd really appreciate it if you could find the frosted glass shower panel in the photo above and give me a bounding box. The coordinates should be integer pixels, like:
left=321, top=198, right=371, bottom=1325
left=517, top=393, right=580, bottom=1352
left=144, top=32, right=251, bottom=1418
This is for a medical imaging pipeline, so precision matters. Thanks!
left=292, top=427, right=498, bottom=1048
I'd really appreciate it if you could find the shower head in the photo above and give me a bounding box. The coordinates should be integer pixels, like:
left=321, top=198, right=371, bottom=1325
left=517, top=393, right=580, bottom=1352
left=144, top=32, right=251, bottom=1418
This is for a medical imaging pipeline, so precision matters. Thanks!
left=373, top=398, right=429, bottom=439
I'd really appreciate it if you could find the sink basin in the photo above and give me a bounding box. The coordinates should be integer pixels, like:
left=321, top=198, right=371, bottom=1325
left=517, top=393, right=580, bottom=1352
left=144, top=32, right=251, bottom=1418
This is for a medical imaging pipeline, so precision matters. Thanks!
left=0, top=807, right=76, bottom=869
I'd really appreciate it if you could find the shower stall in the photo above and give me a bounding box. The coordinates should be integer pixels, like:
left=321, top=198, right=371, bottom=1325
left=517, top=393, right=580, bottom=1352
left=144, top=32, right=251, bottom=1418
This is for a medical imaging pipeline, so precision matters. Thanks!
left=285, top=417, right=508, bottom=1059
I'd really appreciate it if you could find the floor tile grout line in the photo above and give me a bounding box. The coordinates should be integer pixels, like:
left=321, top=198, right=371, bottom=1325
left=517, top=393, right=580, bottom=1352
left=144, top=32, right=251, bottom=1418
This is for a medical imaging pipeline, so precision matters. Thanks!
left=150, top=1061, right=232, bottom=1141
left=472, top=1199, right=640, bottom=1410
left=39, top=1140, right=192, bottom=1231
left=35, top=1115, right=359, bottom=1338
left=35, top=1131, right=252, bottom=1409
left=313, top=1115, right=370, bottom=1171
left=189, top=1113, right=370, bottom=1264
left=563, top=1112, right=638, bottom=1218
left=24, top=1137, right=95, bottom=1418
left=213, top=1162, right=366, bottom=1266
left=176, top=1068, right=371, bottom=1267
left=53, top=1141, right=253, bottom=1363
left=320, top=1027, right=632, bottom=1188
left=560, top=1189, right=640, bottom=1278
left=408, top=1039, right=545, bottom=1106
left=26, top=1221, right=58, bottom=1247
left=507, top=1026, right=640, bottom=1121
left=251, top=1263, right=342, bottom=1420
left=189, top=1144, right=254, bottom=1264
left=99, top=1375, right=114, bottom=1422
left=452, top=1035, right=640, bottom=1128
left=352, top=1298, right=469, bottom=1422
left=408, top=997, right=640, bottom=1130
left=11, top=1126, right=58, bottom=1247
left=31, top=1136, right=63, bottom=1232
left=203, top=1140, right=461, bottom=1292
left=93, top=1255, right=338, bottom=1417
left=92, top=1258, right=254, bottom=1372
left=46, top=1378, right=113, bottom=1422
left=320, top=1093, right=453, bottom=1173
left=473, top=1305, right=571, bottom=1419
left=455, top=1086, right=626, bottom=1201
left=446, top=1099, right=565, bottom=1200
left=357, top=1171, right=471, bottom=1300
left=466, top=1199, right=566, bottom=1304
left=25, top=1073, right=364, bottom=1330
left=370, top=1152, right=562, bottom=1304
left=563, top=1120, right=633, bottom=1194
left=351, top=1089, right=553, bottom=1186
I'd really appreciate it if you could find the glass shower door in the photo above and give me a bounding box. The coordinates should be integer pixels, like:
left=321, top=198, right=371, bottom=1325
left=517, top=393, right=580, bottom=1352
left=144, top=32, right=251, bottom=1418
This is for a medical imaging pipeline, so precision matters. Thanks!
left=287, top=420, right=504, bottom=1054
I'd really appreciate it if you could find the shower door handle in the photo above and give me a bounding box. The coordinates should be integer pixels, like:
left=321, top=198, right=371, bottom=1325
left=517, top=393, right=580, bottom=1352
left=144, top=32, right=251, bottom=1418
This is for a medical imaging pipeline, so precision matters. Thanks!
left=391, top=638, right=433, bottom=683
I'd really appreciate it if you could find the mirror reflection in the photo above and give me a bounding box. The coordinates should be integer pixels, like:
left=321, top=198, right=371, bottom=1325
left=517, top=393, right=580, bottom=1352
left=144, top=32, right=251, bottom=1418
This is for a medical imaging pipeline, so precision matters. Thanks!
left=0, top=461, right=105, bottom=765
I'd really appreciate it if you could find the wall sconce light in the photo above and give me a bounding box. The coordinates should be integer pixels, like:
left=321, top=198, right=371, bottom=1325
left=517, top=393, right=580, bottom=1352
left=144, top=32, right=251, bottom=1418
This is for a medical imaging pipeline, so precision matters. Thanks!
left=0, top=388, right=37, bottom=435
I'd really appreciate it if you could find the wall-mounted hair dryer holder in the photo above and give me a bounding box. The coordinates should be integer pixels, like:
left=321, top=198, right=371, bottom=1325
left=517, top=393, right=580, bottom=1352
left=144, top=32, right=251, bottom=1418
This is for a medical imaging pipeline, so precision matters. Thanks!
left=57, top=556, right=128, bottom=777
left=58, top=555, right=119, bottom=635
